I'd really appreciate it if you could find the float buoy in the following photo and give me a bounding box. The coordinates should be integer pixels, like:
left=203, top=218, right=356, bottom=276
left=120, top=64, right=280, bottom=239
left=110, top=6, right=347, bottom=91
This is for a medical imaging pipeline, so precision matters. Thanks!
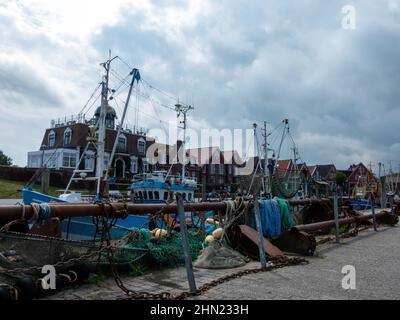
left=205, top=235, right=215, bottom=244
left=154, top=228, right=167, bottom=239
left=206, top=218, right=220, bottom=225
left=212, top=228, right=224, bottom=240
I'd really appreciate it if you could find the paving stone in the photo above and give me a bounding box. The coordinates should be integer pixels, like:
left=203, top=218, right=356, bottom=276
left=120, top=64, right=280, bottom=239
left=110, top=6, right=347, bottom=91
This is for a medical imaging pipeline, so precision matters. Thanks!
left=45, top=226, right=400, bottom=300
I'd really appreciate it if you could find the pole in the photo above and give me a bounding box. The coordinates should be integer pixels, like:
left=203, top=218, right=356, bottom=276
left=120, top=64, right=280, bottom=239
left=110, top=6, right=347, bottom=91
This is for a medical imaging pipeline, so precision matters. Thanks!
left=333, top=189, right=340, bottom=243
left=253, top=197, right=268, bottom=269
left=176, top=193, right=197, bottom=293
left=182, top=111, right=187, bottom=181
left=370, top=194, right=378, bottom=232
left=107, top=69, right=140, bottom=173
left=379, top=162, right=384, bottom=209
left=175, top=104, right=194, bottom=182
left=96, top=58, right=110, bottom=200
left=263, top=121, right=269, bottom=195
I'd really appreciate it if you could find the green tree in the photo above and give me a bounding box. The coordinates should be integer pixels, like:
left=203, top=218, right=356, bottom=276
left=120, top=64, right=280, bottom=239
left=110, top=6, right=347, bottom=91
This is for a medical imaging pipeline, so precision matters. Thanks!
left=335, top=172, right=347, bottom=186
left=0, top=150, right=13, bottom=166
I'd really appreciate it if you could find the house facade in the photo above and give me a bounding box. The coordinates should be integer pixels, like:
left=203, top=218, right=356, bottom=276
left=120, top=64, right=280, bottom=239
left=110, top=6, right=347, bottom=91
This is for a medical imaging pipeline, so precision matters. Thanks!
left=346, top=163, right=379, bottom=197
left=27, top=107, right=152, bottom=180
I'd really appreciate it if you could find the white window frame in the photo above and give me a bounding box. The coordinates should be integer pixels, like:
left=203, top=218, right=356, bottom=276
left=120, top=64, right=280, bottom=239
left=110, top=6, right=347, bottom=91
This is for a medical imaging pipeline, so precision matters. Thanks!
left=84, top=151, right=95, bottom=171
left=131, top=156, right=138, bottom=174
left=48, top=130, right=56, bottom=148
left=138, top=138, right=146, bottom=154
left=62, top=152, right=77, bottom=168
left=117, top=134, right=127, bottom=152
left=63, top=127, right=72, bottom=146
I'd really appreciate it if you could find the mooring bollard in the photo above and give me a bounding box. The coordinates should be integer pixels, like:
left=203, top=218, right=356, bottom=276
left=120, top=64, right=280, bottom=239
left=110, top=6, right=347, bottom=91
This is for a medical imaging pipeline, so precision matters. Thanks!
left=176, top=193, right=198, bottom=293
left=333, top=191, right=340, bottom=244
left=253, top=197, right=268, bottom=269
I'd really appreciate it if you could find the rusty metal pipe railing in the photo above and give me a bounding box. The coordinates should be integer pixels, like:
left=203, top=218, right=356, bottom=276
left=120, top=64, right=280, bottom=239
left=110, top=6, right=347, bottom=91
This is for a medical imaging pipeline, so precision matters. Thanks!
left=0, top=198, right=330, bottom=222
left=293, top=210, right=391, bottom=233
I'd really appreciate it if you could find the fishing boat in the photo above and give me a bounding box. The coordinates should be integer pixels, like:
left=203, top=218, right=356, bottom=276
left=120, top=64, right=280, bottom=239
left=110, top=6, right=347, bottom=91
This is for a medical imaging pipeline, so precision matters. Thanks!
left=22, top=54, right=196, bottom=240
left=131, top=171, right=197, bottom=204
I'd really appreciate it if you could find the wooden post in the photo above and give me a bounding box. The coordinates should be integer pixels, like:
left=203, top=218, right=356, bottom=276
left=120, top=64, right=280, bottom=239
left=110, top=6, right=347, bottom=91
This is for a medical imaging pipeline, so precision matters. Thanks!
left=202, top=171, right=207, bottom=202
left=200, top=211, right=206, bottom=239
left=41, top=169, right=50, bottom=195
left=370, top=194, right=378, bottom=232
left=176, top=193, right=197, bottom=293
left=334, top=191, right=340, bottom=244
left=253, top=196, right=267, bottom=269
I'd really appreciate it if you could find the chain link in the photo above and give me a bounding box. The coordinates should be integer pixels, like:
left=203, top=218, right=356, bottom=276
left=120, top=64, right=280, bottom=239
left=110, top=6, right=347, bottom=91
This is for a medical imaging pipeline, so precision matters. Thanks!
left=120, top=256, right=308, bottom=300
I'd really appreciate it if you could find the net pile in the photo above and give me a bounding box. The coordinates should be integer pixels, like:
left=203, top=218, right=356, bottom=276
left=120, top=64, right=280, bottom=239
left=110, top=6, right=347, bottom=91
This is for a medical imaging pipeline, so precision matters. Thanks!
left=123, top=229, right=204, bottom=267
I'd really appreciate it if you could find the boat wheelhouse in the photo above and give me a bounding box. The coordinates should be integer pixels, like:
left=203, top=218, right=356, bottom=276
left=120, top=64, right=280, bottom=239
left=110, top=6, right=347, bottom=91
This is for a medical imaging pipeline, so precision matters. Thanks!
left=131, top=171, right=197, bottom=204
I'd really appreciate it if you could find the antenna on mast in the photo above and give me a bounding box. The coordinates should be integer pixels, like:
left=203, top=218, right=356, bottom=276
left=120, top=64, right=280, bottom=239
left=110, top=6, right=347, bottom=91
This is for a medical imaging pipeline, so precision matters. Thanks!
left=95, top=51, right=118, bottom=201
left=175, top=103, right=194, bottom=182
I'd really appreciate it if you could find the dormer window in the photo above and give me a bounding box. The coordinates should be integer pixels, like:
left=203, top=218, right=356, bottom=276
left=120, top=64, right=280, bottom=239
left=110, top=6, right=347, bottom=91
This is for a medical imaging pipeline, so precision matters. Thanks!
left=48, top=130, right=56, bottom=148
left=138, top=138, right=146, bottom=154
left=117, top=134, right=127, bottom=153
left=63, top=127, right=72, bottom=146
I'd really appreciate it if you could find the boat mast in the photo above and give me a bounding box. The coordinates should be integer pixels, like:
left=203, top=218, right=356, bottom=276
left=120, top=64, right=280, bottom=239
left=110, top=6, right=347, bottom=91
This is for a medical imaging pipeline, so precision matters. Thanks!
left=96, top=52, right=118, bottom=200
left=261, top=121, right=270, bottom=194
left=175, top=103, right=194, bottom=182
left=107, top=68, right=141, bottom=176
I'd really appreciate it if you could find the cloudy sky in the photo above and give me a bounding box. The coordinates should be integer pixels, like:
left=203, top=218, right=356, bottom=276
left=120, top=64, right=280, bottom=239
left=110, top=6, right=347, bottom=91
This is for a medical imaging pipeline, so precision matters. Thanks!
left=0, top=0, right=399, bottom=172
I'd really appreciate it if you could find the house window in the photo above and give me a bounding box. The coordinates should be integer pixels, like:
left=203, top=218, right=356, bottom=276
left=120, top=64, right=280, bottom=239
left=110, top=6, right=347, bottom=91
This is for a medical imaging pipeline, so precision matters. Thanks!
left=84, top=152, right=95, bottom=170
left=104, top=154, right=110, bottom=168
left=131, top=157, right=138, bottom=174
left=48, top=131, right=56, bottom=148
left=63, top=128, right=72, bottom=146
left=117, top=135, right=126, bottom=152
left=143, top=159, right=149, bottom=173
left=138, top=138, right=146, bottom=154
left=63, top=152, right=76, bottom=168
left=210, top=164, right=216, bottom=174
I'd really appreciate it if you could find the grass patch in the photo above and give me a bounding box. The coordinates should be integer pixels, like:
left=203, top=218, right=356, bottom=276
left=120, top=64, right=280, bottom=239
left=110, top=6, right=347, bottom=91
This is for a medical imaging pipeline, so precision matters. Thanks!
left=129, top=263, right=147, bottom=277
left=85, top=273, right=107, bottom=285
left=0, top=179, right=59, bottom=199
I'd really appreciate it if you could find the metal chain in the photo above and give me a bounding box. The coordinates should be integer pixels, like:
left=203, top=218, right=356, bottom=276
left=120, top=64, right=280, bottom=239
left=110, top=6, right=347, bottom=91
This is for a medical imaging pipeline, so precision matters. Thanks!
left=120, top=256, right=309, bottom=300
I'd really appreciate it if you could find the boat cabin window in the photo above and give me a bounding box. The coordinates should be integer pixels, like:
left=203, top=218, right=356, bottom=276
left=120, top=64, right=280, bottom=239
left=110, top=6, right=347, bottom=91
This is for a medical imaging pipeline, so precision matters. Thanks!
left=148, top=191, right=154, bottom=200
left=143, top=191, right=148, bottom=200
left=188, top=193, right=192, bottom=202
left=154, top=191, right=160, bottom=200
left=183, top=193, right=187, bottom=200
left=163, top=192, right=169, bottom=201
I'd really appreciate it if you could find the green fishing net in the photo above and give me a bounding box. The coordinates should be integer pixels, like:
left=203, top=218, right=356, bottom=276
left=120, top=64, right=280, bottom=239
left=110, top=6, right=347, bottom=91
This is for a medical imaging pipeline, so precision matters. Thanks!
left=121, top=229, right=204, bottom=267
left=274, top=197, right=297, bottom=231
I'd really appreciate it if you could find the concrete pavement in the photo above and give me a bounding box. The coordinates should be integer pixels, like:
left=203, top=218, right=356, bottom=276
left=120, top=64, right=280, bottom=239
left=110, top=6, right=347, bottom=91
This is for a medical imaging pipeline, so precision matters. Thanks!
left=45, top=225, right=400, bottom=300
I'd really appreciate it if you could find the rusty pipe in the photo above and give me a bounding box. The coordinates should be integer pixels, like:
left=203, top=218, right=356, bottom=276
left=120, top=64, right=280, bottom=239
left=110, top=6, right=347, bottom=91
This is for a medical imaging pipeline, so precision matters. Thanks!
left=0, top=198, right=331, bottom=222
left=0, top=202, right=229, bottom=222
left=293, top=210, right=391, bottom=233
